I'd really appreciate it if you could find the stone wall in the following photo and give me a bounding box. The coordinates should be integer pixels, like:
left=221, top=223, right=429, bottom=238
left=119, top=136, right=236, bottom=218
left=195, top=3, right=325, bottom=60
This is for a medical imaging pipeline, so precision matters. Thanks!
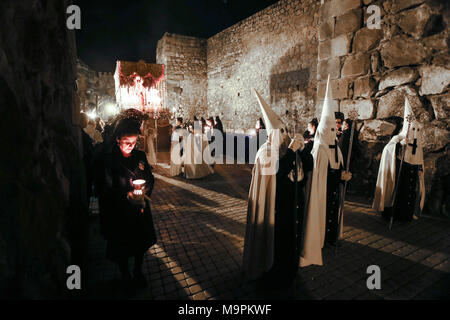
left=207, top=0, right=321, bottom=132
left=317, top=0, right=449, bottom=216
left=156, top=33, right=208, bottom=122
left=156, top=0, right=448, bottom=217
left=0, top=0, right=87, bottom=297
left=77, top=60, right=115, bottom=118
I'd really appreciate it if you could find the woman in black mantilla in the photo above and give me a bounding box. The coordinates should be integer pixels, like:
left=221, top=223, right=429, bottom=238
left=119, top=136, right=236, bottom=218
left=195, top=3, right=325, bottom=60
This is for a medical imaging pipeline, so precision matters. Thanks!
left=96, top=115, right=157, bottom=285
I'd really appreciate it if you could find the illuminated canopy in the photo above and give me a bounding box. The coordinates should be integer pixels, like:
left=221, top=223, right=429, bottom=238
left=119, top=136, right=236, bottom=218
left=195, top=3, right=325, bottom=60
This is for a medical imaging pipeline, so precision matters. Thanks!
left=114, top=60, right=166, bottom=111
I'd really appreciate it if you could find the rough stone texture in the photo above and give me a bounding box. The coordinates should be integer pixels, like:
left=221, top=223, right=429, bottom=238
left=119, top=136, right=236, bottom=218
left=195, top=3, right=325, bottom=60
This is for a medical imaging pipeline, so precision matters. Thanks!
left=359, top=120, right=397, bottom=142
left=429, top=93, right=450, bottom=119
left=319, top=18, right=335, bottom=42
left=342, top=53, right=370, bottom=77
left=371, top=51, right=381, bottom=73
left=379, top=67, right=419, bottom=90
left=341, top=99, right=375, bottom=119
left=317, top=78, right=350, bottom=100
left=206, top=0, right=321, bottom=131
left=377, top=85, right=431, bottom=121
left=319, top=34, right=352, bottom=60
left=0, top=0, right=86, bottom=298
left=318, top=57, right=341, bottom=80
left=418, top=65, right=450, bottom=95
left=380, top=35, right=427, bottom=68
left=398, top=3, right=437, bottom=39
left=422, top=121, right=450, bottom=153
left=353, top=28, right=383, bottom=52
left=156, top=0, right=449, bottom=218
left=77, top=60, right=115, bottom=118
left=320, top=0, right=362, bottom=20
left=157, top=33, right=208, bottom=121
left=390, top=0, right=426, bottom=13
left=354, top=76, right=376, bottom=98
left=335, top=9, right=362, bottom=36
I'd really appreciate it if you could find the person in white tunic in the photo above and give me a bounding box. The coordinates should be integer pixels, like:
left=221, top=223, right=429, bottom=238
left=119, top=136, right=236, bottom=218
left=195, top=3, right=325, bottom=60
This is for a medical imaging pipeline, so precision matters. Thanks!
left=300, top=76, right=352, bottom=268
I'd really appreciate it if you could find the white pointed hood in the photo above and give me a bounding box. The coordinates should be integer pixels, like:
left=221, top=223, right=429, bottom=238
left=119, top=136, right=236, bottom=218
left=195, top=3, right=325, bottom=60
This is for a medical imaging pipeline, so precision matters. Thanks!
left=254, top=89, right=289, bottom=155
left=254, top=89, right=285, bottom=136
left=312, top=75, right=343, bottom=169
left=399, top=97, right=424, bottom=165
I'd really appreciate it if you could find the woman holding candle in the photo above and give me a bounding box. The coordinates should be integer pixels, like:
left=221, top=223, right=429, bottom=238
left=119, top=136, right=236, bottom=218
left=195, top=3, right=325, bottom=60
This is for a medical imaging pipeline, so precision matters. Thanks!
left=96, top=115, right=157, bottom=287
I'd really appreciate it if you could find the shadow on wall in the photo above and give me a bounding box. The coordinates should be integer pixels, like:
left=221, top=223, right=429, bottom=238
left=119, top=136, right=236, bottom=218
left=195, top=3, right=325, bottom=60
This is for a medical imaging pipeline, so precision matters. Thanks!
left=269, top=42, right=317, bottom=135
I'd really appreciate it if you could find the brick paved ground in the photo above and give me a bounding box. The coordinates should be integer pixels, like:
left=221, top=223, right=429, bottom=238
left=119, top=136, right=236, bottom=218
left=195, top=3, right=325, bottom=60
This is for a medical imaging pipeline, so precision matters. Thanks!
left=86, top=163, right=450, bottom=300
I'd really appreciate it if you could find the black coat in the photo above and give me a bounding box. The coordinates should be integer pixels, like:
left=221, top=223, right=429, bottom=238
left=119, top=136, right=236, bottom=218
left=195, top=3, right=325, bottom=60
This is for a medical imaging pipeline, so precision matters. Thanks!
left=96, top=145, right=157, bottom=261
left=267, top=148, right=313, bottom=285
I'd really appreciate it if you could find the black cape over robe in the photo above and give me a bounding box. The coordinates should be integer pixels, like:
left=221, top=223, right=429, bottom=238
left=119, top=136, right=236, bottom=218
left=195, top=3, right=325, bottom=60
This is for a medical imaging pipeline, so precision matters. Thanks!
left=96, top=145, right=157, bottom=262
left=382, top=143, right=422, bottom=222
left=266, top=148, right=312, bottom=286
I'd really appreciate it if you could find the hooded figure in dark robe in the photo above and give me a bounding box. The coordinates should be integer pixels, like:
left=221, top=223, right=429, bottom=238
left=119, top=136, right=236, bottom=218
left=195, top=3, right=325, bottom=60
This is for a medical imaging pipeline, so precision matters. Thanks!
left=373, top=98, right=425, bottom=222
left=300, top=76, right=352, bottom=267
left=242, top=89, right=309, bottom=288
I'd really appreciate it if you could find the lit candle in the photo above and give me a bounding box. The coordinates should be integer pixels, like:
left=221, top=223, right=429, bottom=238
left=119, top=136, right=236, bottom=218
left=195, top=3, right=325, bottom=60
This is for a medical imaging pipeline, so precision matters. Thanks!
left=132, top=179, right=146, bottom=199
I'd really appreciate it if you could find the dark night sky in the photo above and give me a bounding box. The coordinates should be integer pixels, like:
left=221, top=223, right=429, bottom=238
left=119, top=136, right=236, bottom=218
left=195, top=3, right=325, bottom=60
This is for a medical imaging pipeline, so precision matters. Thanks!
left=75, top=0, right=279, bottom=72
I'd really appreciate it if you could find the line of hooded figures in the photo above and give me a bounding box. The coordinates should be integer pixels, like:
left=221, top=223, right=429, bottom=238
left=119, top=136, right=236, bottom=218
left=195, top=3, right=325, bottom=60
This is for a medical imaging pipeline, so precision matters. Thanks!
left=79, top=75, right=425, bottom=289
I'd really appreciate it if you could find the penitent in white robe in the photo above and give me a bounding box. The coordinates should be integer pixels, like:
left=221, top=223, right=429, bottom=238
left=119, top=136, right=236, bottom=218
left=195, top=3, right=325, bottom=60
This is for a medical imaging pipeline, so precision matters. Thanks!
left=299, top=143, right=343, bottom=267
left=372, top=135, right=425, bottom=213
left=242, top=142, right=277, bottom=280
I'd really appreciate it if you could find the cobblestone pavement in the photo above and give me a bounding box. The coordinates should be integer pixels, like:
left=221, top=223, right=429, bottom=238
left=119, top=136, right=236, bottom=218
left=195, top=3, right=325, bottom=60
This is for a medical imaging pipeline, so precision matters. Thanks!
left=86, top=163, right=450, bottom=300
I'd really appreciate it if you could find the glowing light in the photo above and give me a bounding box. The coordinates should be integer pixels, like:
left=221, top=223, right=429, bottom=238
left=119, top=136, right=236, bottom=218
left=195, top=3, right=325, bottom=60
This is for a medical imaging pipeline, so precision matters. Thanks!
left=148, top=88, right=161, bottom=104
left=105, top=103, right=118, bottom=115
left=132, top=179, right=146, bottom=198
left=87, top=111, right=96, bottom=119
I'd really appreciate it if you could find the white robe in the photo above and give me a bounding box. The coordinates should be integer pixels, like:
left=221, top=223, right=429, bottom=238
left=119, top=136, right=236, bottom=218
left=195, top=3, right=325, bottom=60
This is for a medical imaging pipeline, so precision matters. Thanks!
left=242, top=142, right=277, bottom=280
left=372, top=135, right=425, bottom=212
left=300, top=143, right=343, bottom=267
left=183, top=134, right=214, bottom=179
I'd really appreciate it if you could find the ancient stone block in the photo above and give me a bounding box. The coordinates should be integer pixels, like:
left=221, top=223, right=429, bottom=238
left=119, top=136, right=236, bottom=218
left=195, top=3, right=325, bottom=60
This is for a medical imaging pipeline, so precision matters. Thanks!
left=377, top=85, right=431, bottom=121
left=353, top=27, right=383, bottom=52
left=380, top=35, right=427, bottom=68
left=317, top=57, right=341, bottom=80
left=318, top=34, right=351, bottom=60
left=419, top=65, right=450, bottom=95
left=391, top=0, right=426, bottom=13
left=398, top=3, right=436, bottom=39
left=341, top=99, right=374, bottom=119
left=379, top=67, right=419, bottom=90
left=359, top=120, right=397, bottom=142
left=335, top=9, right=362, bottom=36
left=424, top=32, right=450, bottom=55
left=429, top=93, right=450, bottom=120
left=354, top=76, right=375, bottom=98
left=319, top=18, right=335, bottom=41
left=321, top=0, right=361, bottom=20
left=422, top=121, right=450, bottom=153
left=317, top=78, right=350, bottom=100
left=342, top=53, right=370, bottom=77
